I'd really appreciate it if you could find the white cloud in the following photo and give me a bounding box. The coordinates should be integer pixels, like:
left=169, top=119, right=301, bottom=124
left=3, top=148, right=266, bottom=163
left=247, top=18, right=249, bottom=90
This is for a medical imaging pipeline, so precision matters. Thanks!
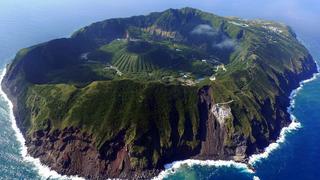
left=191, top=24, right=218, bottom=36
left=214, top=38, right=236, bottom=49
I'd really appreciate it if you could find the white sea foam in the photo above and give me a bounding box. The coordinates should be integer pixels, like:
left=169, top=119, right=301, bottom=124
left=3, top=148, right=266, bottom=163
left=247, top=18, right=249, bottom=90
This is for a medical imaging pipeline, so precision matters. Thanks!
left=0, top=68, right=84, bottom=180
left=253, top=176, right=260, bottom=180
left=153, top=159, right=253, bottom=180
left=248, top=120, right=301, bottom=165
left=154, top=66, right=320, bottom=179
left=249, top=69, right=320, bottom=165
left=1, top=61, right=318, bottom=180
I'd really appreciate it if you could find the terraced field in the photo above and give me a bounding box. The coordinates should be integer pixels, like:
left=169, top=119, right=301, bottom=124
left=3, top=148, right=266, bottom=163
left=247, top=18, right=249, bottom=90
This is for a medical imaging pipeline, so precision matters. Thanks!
left=97, top=40, right=215, bottom=75
left=112, top=48, right=157, bottom=73
left=3, top=7, right=318, bottom=179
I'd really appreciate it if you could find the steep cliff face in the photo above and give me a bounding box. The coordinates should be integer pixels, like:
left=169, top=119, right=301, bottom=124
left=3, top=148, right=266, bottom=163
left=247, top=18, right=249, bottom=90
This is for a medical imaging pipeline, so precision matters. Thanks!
left=20, top=85, right=239, bottom=179
left=2, top=7, right=318, bottom=179
left=197, top=86, right=230, bottom=159
left=26, top=127, right=150, bottom=179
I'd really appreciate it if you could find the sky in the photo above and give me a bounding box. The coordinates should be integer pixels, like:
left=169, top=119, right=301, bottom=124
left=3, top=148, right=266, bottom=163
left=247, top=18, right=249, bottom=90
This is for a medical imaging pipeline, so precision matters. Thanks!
left=0, top=0, right=319, bottom=61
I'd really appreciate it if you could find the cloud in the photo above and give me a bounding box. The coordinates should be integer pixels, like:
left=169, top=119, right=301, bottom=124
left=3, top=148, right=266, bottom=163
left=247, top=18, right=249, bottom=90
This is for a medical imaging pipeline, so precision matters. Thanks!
left=191, top=24, right=236, bottom=49
left=214, top=38, right=236, bottom=49
left=191, top=24, right=218, bottom=36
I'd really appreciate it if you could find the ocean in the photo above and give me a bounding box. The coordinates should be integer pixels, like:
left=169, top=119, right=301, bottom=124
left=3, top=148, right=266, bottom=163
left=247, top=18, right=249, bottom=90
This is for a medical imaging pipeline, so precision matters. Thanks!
left=0, top=1, right=319, bottom=180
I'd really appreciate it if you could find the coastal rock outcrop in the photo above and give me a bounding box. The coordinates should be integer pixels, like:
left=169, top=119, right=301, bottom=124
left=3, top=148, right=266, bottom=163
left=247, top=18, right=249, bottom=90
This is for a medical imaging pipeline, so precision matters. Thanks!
left=1, top=7, right=318, bottom=179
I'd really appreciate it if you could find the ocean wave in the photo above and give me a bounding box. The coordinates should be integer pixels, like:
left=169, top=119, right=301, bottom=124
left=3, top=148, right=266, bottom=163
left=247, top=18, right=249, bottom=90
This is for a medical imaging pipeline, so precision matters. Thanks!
left=253, top=176, right=260, bottom=180
left=1, top=64, right=319, bottom=180
left=248, top=120, right=301, bottom=165
left=249, top=70, right=320, bottom=165
left=154, top=69, right=320, bottom=179
left=153, top=159, right=253, bottom=180
left=0, top=68, right=84, bottom=180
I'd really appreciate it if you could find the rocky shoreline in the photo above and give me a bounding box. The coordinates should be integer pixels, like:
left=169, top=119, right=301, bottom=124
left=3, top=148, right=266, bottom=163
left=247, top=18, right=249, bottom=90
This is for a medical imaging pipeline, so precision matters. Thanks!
left=2, top=59, right=317, bottom=179
left=1, top=8, right=319, bottom=179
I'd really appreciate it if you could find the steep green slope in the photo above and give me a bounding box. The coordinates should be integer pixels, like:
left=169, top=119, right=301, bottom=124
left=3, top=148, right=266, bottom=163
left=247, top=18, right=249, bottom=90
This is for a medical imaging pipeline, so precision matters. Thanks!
left=24, top=80, right=200, bottom=169
left=2, top=7, right=317, bottom=179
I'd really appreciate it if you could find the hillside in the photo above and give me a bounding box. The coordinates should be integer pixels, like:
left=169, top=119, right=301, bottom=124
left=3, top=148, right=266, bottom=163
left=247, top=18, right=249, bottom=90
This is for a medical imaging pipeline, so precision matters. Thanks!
left=2, top=7, right=317, bottom=179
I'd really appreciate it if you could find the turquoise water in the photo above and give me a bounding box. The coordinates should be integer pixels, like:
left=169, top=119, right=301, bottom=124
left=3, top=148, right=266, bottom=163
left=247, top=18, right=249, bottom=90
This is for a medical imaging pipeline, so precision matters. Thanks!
left=0, top=1, right=319, bottom=179
left=0, top=96, right=40, bottom=179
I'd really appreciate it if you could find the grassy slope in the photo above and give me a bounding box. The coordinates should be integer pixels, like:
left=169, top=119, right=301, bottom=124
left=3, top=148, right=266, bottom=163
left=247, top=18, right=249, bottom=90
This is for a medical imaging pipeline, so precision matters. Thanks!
left=4, top=7, right=317, bottom=168
left=25, top=80, right=200, bottom=168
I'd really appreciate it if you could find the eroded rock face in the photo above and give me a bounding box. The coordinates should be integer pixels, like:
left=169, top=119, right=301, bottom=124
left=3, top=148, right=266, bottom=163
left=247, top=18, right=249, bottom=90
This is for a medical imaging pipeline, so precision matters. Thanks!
left=196, top=86, right=241, bottom=160
left=142, top=26, right=178, bottom=39
left=8, top=72, right=315, bottom=179
left=26, top=127, right=142, bottom=179
left=24, top=86, right=243, bottom=179
left=211, top=103, right=232, bottom=125
left=2, top=7, right=318, bottom=179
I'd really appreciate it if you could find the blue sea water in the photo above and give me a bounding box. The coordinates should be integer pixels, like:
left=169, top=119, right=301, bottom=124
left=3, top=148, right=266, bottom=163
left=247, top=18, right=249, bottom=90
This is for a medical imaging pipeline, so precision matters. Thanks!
left=0, top=1, right=319, bottom=180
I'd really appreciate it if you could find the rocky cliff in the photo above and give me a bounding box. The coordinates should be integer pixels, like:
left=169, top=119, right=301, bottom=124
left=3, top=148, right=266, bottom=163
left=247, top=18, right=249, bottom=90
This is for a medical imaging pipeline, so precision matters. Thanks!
left=2, top=7, right=318, bottom=179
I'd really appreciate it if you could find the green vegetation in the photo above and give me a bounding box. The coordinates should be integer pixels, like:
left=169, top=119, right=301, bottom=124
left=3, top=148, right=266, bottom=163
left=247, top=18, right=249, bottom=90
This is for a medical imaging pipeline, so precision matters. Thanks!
left=24, top=80, right=200, bottom=167
left=4, top=7, right=317, bottom=169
